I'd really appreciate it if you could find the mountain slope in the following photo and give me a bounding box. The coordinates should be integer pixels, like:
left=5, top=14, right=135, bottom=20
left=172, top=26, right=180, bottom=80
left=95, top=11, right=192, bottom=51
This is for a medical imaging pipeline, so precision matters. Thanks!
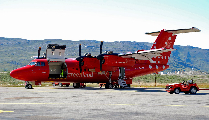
left=0, top=37, right=209, bottom=73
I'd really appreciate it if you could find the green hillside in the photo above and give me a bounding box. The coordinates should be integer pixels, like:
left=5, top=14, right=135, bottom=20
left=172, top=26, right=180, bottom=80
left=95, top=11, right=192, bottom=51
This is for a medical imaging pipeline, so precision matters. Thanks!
left=0, top=37, right=209, bottom=73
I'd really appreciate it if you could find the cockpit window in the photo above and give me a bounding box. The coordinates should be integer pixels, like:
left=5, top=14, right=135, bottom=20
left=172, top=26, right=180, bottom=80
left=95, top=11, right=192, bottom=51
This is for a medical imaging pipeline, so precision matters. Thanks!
left=28, top=62, right=36, bottom=65
left=35, top=62, right=45, bottom=66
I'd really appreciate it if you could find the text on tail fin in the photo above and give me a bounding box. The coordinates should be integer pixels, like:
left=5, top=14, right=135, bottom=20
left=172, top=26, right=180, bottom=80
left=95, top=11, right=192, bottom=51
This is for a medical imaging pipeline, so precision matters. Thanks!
left=151, top=30, right=177, bottom=49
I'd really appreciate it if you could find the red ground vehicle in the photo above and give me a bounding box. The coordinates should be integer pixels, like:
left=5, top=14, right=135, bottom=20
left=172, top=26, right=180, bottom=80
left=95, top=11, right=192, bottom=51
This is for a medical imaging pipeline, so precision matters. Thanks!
left=165, top=80, right=199, bottom=94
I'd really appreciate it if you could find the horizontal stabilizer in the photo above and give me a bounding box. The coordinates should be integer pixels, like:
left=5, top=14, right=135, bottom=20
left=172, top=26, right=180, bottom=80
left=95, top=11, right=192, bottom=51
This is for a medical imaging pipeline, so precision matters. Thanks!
left=119, top=48, right=176, bottom=63
left=145, top=27, right=200, bottom=36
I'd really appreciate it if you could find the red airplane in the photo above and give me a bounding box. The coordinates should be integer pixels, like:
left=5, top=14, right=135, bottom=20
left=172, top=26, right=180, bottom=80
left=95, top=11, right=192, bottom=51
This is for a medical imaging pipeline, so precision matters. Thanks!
left=10, top=27, right=200, bottom=89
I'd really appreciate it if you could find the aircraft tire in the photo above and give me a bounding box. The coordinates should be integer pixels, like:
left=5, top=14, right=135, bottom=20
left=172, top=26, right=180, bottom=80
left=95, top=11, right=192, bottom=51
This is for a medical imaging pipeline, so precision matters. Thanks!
left=28, top=84, right=32, bottom=89
left=66, top=84, right=69, bottom=87
left=59, top=83, right=63, bottom=87
left=109, top=84, right=113, bottom=89
left=105, top=83, right=113, bottom=89
left=73, top=83, right=80, bottom=88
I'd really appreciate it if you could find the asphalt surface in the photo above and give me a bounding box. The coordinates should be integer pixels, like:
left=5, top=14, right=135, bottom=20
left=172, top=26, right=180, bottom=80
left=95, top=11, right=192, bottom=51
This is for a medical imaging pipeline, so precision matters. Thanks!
left=0, top=87, right=209, bottom=120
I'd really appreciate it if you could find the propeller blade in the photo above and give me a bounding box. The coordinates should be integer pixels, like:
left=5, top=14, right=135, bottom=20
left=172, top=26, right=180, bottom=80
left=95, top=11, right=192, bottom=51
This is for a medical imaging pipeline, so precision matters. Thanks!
left=79, top=61, right=82, bottom=73
left=99, top=41, right=103, bottom=71
left=100, top=59, right=102, bottom=72
left=79, top=44, right=81, bottom=56
left=79, top=44, right=82, bottom=73
left=100, top=41, right=103, bottom=54
left=38, top=47, right=41, bottom=59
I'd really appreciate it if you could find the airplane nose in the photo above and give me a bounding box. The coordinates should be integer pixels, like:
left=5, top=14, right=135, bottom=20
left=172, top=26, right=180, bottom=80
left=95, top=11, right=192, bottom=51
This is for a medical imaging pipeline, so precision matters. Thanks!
left=10, top=70, right=19, bottom=79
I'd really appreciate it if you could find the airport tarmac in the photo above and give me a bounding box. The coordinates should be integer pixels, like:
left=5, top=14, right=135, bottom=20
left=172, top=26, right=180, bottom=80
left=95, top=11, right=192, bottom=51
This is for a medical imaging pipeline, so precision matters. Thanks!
left=0, top=87, right=209, bottom=120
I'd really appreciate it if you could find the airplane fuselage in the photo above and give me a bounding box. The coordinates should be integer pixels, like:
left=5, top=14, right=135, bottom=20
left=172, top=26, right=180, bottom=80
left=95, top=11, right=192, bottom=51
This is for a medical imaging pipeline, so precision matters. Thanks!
left=10, top=58, right=168, bottom=84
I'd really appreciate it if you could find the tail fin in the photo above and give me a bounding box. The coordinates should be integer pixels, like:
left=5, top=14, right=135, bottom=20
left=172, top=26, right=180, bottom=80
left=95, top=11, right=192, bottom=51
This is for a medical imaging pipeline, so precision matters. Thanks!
left=146, top=27, right=200, bottom=64
left=151, top=29, right=176, bottom=49
left=151, top=30, right=176, bottom=64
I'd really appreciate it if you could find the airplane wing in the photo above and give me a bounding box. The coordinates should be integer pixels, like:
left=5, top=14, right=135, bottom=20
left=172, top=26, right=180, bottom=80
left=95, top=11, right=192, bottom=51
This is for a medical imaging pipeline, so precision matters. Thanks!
left=118, top=48, right=176, bottom=63
left=145, top=27, right=201, bottom=36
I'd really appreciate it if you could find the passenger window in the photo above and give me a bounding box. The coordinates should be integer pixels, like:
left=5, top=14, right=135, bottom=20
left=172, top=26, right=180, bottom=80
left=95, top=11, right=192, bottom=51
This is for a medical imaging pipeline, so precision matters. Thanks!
left=41, top=62, right=45, bottom=66
left=36, top=62, right=41, bottom=66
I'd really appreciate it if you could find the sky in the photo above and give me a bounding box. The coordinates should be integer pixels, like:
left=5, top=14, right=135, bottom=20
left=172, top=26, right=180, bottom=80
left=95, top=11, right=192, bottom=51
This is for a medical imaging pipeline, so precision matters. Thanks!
left=0, top=0, right=208, bottom=49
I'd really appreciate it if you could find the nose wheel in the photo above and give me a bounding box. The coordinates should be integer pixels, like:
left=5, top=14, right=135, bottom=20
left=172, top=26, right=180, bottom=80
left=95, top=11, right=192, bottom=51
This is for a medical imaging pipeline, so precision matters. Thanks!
left=25, top=81, right=33, bottom=89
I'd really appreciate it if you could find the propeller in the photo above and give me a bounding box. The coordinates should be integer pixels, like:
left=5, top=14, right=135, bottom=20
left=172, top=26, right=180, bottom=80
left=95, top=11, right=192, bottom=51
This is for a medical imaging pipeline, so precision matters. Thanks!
left=38, top=47, right=41, bottom=59
left=76, top=44, right=83, bottom=73
left=97, top=41, right=104, bottom=72
left=100, top=41, right=103, bottom=54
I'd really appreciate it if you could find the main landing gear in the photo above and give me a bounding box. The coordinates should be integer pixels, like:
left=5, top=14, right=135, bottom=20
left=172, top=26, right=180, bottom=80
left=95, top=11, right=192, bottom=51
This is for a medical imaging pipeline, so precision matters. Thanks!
left=73, top=83, right=86, bottom=88
left=104, top=67, right=129, bottom=89
left=105, top=71, right=113, bottom=89
left=25, top=81, right=33, bottom=89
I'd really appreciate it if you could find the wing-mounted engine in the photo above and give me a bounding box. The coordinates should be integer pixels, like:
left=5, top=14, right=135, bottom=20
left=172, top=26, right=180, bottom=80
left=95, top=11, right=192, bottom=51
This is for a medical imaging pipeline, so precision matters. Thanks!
left=76, top=42, right=136, bottom=73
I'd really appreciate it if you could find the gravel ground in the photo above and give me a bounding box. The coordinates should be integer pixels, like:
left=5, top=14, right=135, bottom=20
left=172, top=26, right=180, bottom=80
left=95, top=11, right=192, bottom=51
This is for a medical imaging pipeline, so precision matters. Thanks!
left=0, top=87, right=209, bottom=120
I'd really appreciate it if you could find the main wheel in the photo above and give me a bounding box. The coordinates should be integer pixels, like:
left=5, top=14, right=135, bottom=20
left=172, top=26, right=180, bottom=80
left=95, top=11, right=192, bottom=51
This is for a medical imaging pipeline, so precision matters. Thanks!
left=174, top=88, right=180, bottom=94
left=108, top=83, right=113, bottom=89
left=190, top=87, right=197, bottom=94
left=66, top=84, right=69, bottom=87
left=105, top=83, right=113, bottom=89
left=73, top=83, right=80, bottom=88
left=28, top=84, right=32, bottom=89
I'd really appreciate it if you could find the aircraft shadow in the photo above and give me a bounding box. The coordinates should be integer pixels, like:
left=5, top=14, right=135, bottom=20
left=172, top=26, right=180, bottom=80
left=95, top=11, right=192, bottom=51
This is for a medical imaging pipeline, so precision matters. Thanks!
left=181, top=93, right=209, bottom=95
left=52, top=87, right=167, bottom=93
left=51, top=87, right=209, bottom=95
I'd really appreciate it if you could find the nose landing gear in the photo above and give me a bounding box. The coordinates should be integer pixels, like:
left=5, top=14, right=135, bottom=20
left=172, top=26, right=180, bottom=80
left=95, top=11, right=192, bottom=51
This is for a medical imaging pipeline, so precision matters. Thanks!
left=25, top=81, right=33, bottom=89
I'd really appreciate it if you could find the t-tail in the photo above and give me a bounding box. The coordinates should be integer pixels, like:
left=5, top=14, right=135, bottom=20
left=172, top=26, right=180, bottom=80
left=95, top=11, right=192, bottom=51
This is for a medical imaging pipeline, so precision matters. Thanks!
left=146, top=27, right=201, bottom=64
